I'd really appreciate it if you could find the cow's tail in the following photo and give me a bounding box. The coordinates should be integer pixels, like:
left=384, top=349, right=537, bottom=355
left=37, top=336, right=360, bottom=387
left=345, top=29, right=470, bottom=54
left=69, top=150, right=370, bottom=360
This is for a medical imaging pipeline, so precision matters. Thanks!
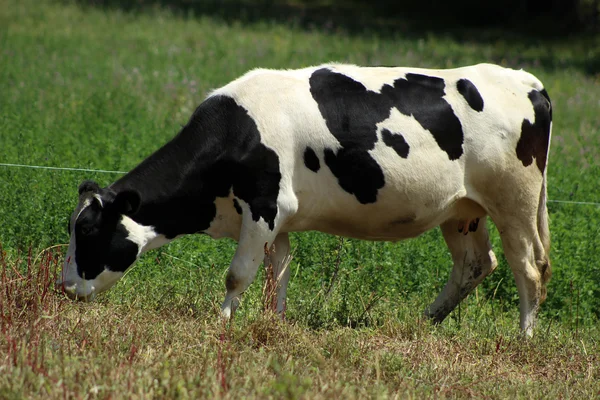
left=538, top=170, right=550, bottom=256
left=537, top=153, right=552, bottom=303
left=537, top=89, right=552, bottom=301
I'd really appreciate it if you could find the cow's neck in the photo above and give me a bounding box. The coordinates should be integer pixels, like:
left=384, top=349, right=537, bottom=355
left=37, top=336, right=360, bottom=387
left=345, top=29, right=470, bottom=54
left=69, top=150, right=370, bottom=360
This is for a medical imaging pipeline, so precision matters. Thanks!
left=110, top=97, right=231, bottom=239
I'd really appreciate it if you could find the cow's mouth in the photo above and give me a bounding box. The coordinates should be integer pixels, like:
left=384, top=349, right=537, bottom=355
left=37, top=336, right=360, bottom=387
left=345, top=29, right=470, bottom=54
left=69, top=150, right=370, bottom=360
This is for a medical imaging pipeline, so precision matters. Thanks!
left=55, top=279, right=96, bottom=302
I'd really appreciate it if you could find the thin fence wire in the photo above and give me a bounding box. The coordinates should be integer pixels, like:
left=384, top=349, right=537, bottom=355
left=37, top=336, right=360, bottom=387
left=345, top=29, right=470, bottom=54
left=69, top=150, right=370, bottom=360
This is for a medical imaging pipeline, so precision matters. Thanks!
left=0, top=162, right=127, bottom=174
left=547, top=200, right=600, bottom=206
left=1, top=162, right=599, bottom=206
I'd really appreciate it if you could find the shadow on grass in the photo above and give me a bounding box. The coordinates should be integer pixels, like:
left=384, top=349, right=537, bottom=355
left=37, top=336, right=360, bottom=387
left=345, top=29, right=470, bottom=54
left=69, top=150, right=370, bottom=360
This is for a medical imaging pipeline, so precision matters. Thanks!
left=69, top=0, right=600, bottom=75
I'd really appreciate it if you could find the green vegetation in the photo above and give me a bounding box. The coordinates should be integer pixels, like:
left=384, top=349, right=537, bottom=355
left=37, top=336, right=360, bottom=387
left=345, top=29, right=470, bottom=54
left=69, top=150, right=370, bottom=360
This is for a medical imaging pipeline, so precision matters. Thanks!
left=2, top=252, right=599, bottom=398
left=1, top=0, right=599, bottom=397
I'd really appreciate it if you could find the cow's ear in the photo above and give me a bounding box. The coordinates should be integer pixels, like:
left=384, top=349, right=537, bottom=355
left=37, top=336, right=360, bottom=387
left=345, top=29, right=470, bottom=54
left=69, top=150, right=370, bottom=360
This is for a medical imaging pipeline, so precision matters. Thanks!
left=113, top=190, right=141, bottom=216
left=78, top=180, right=101, bottom=195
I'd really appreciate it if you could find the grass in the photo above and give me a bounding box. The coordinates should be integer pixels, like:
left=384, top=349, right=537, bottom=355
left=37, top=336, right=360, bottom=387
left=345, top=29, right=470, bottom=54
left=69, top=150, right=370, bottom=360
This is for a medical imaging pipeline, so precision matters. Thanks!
left=0, top=0, right=599, bottom=397
left=1, top=249, right=599, bottom=399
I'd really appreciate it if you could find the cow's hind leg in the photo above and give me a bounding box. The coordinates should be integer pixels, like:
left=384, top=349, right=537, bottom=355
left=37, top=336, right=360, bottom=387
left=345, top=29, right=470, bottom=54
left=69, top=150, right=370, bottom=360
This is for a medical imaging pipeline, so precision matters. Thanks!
left=425, top=217, right=498, bottom=323
left=494, top=219, right=549, bottom=337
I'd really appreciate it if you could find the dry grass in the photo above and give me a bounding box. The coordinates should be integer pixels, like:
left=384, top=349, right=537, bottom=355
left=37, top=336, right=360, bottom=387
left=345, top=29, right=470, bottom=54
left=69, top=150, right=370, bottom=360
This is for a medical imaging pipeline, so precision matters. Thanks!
left=1, top=249, right=598, bottom=399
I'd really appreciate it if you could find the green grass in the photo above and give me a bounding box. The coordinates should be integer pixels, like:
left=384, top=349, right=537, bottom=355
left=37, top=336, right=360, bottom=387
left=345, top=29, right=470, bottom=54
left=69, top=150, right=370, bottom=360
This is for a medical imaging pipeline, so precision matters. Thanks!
left=1, top=252, right=599, bottom=399
left=1, top=0, right=599, bottom=397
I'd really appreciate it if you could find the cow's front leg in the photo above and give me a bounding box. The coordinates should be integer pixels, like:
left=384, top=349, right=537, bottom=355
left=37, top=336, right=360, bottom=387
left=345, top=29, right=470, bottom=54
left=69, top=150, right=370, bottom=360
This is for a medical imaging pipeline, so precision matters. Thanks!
left=220, top=214, right=280, bottom=320
left=264, top=233, right=292, bottom=316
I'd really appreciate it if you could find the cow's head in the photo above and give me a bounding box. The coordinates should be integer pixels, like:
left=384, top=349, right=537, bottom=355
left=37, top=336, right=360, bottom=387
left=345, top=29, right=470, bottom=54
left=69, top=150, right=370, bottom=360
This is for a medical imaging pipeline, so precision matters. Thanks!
left=57, top=180, right=142, bottom=301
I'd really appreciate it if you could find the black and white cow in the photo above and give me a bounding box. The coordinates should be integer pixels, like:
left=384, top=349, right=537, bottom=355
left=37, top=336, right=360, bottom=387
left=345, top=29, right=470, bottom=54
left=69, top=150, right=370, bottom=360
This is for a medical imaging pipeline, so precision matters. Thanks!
left=57, top=63, right=552, bottom=336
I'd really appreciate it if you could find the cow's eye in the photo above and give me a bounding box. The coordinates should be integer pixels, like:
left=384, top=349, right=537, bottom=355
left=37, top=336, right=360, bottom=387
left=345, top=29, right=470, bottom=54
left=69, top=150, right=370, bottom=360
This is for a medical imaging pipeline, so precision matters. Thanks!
left=80, top=226, right=93, bottom=236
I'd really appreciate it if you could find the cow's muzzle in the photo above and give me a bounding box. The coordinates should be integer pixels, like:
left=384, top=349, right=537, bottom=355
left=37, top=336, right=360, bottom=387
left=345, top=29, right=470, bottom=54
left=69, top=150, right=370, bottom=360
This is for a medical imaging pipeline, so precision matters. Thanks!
left=55, top=279, right=96, bottom=302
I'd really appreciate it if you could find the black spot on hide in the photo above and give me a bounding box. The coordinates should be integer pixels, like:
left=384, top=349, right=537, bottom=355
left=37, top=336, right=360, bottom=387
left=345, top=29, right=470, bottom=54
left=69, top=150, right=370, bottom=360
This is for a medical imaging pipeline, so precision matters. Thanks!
left=304, top=146, right=320, bottom=172
left=457, top=79, right=484, bottom=112
left=516, top=90, right=552, bottom=173
left=540, top=89, right=552, bottom=120
left=309, top=68, right=464, bottom=203
left=381, top=129, right=410, bottom=158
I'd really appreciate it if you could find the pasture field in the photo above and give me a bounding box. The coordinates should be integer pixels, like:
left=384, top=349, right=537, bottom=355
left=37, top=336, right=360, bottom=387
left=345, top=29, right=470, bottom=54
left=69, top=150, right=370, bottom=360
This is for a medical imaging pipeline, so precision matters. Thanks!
left=1, top=0, right=599, bottom=398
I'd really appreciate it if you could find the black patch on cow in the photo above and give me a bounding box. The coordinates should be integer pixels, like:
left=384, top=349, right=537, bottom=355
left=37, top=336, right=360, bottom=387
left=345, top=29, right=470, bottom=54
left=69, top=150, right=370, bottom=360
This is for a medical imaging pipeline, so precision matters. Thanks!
left=323, top=147, right=385, bottom=204
left=457, top=79, right=484, bottom=112
left=303, top=146, right=320, bottom=172
left=111, top=94, right=281, bottom=236
left=381, top=129, right=410, bottom=158
left=540, top=89, right=552, bottom=120
left=309, top=69, right=386, bottom=204
left=516, top=90, right=552, bottom=173
left=309, top=68, right=463, bottom=202
left=73, top=193, right=139, bottom=279
left=233, top=198, right=242, bottom=215
left=384, top=73, right=464, bottom=160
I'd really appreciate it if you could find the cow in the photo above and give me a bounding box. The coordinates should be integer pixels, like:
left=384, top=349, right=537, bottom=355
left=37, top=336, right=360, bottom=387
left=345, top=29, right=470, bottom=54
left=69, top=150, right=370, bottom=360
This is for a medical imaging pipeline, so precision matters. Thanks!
left=57, top=63, right=552, bottom=336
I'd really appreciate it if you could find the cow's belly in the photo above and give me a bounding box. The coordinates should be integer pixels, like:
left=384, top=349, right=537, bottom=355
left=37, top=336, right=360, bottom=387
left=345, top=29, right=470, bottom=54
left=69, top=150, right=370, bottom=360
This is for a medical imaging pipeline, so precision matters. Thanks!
left=285, top=175, right=481, bottom=241
left=285, top=212, right=443, bottom=241
left=283, top=139, right=488, bottom=240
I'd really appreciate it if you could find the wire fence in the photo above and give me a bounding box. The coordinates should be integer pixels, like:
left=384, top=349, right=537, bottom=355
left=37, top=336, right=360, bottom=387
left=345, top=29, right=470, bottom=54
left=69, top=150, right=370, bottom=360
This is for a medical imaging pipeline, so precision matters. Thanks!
left=0, top=160, right=598, bottom=281
left=1, top=162, right=599, bottom=207
left=0, top=162, right=127, bottom=174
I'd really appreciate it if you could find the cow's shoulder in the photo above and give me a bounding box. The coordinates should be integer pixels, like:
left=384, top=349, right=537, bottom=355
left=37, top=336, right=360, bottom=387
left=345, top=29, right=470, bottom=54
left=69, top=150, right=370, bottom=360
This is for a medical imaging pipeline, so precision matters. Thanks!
left=195, top=95, right=282, bottom=230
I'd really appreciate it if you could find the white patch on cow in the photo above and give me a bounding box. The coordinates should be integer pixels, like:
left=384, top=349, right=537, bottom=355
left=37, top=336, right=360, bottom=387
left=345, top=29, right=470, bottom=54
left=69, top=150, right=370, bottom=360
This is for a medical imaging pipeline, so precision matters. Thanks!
left=82, top=269, right=125, bottom=299
left=74, top=198, right=91, bottom=223
left=90, top=269, right=124, bottom=293
left=120, top=216, right=170, bottom=254
left=375, top=107, right=445, bottom=158
left=212, top=66, right=342, bottom=156
left=68, top=196, right=99, bottom=234
left=60, top=234, right=77, bottom=286
left=205, top=193, right=243, bottom=240
left=60, top=268, right=124, bottom=301
left=324, top=64, right=406, bottom=92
